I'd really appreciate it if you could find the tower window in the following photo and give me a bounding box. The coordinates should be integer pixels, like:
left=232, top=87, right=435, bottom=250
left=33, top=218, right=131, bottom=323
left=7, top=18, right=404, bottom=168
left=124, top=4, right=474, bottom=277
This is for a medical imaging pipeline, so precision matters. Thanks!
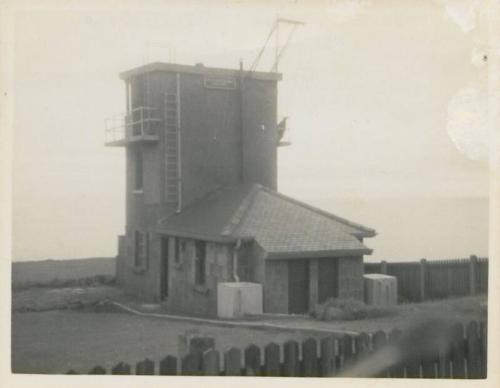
left=134, top=231, right=148, bottom=269
left=174, top=237, right=181, bottom=264
left=194, top=241, right=206, bottom=285
left=134, top=149, right=143, bottom=191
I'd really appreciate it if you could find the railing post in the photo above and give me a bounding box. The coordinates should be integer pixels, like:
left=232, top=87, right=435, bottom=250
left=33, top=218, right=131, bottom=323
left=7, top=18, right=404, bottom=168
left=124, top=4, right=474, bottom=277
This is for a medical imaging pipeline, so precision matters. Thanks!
left=469, top=255, right=478, bottom=296
left=420, top=258, right=427, bottom=302
left=381, top=260, right=387, bottom=275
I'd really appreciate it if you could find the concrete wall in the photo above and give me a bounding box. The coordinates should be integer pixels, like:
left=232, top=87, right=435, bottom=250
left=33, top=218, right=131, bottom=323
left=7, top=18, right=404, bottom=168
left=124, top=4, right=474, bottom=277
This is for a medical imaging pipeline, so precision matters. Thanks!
left=242, top=78, right=278, bottom=190
left=119, top=68, right=279, bottom=308
left=179, top=72, right=242, bottom=206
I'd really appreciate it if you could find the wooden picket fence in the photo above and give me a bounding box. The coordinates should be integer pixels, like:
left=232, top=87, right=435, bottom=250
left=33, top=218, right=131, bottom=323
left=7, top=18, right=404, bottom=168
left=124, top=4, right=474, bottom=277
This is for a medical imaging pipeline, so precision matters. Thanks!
left=67, top=320, right=487, bottom=378
left=364, top=256, right=488, bottom=303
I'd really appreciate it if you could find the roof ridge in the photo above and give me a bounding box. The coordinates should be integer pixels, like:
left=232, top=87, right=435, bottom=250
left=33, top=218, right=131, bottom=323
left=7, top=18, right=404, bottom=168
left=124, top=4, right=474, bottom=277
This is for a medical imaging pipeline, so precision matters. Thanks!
left=259, top=186, right=376, bottom=237
left=221, top=184, right=262, bottom=236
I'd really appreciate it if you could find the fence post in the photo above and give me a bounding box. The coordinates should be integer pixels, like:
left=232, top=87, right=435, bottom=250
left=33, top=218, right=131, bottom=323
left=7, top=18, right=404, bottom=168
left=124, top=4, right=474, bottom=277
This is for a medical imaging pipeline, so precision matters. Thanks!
left=420, top=258, right=427, bottom=302
left=136, top=358, right=155, bottom=375
left=283, top=340, right=300, bottom=377
left=88, top=366, right=107, bottom=374
left=244, top=344, right=261, bottom=376
left=111, top=362, right=131, bottom=375
left=319, top=336, right=336, bottom=377
left=381, top=260, right=387, bottom=275
left=159, top=355, right=177, bottom=375
left=224, top=347, right=242, bottom=376
left=202, top=349, right=220, bottom=376
left=264, top=342, right=280, bottom=376
left=302, top=338, right=319, bottom=377
left=469, top=255, right=478, bottom=296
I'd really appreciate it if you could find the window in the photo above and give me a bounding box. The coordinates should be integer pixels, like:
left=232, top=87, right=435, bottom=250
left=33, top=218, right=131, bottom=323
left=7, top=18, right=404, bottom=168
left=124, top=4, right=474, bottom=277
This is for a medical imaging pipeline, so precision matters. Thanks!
left=194, top=240, right=206, bottom=285
left=134, top=149, right=143, bottom=191
left=135, top=231, right=148, bottom=269
left=174, top=238, right=181, bottom=264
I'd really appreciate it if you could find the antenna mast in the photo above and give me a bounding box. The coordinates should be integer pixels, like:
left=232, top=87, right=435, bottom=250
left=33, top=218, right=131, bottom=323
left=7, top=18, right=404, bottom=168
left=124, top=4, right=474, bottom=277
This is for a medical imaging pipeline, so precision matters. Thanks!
left=249, top=17, right=304, bottom=73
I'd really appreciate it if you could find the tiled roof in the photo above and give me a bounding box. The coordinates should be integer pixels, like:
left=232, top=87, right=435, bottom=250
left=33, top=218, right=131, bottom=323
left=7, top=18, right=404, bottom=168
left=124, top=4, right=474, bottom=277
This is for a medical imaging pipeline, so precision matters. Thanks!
left=156, top=184, right=375, bottom=258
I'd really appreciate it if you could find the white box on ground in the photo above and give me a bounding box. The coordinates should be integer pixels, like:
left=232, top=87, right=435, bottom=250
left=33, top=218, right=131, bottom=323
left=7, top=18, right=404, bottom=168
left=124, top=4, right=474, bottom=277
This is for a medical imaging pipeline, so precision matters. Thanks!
left=364, top=274, right=398, bottom=306
left=217, top=282, right=263, bottom=318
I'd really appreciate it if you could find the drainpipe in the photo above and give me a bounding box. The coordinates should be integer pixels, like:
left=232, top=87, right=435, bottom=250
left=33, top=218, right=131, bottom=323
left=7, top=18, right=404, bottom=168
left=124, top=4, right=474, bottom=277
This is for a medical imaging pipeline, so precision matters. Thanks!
left=239, top=60, right=245, bottom=183
left=176, top=72, right=183, bottom=213
left=232, top=239, right=242, bottom=282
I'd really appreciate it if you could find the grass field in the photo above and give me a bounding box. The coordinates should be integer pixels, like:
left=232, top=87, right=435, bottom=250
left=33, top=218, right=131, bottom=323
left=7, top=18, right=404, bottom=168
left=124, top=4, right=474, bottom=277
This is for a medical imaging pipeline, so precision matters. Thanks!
left=12, top=258, right=115, bottom=287
left=11, top=310, right=323, bottom=374
left=11, top=285, right=487, bottom=374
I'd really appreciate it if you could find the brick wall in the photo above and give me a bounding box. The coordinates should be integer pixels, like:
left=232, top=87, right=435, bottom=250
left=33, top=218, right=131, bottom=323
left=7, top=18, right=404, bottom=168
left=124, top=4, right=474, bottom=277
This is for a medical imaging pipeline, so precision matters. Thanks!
left=337, top=256, right=364, bottom=300
left=165, top=238, right=233, bottom=317
left=263, top=260, right=288, bottom=314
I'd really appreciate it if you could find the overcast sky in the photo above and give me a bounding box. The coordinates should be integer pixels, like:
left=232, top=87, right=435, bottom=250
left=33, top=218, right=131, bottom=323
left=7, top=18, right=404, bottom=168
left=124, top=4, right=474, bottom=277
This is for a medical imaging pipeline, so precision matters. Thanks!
left=11, top=1, right=490, bottom=261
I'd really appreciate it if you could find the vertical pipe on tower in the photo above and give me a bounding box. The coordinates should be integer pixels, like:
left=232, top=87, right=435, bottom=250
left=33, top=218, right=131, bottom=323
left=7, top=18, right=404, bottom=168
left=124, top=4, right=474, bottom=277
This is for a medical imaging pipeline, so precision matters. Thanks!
left=239, top=60, right=245, bottom=183
left=176, top=73, right=183, bottom=212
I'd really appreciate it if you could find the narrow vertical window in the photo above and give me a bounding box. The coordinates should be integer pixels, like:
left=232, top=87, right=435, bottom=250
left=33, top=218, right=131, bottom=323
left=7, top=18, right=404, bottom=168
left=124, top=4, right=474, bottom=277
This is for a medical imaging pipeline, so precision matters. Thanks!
left=174, top=238, right=181, bottom=264
left=134, top=149, right=143, bottom=191
left=194, top=240, right=206, bottom=285
left=135, top=231, right=148, bottom=268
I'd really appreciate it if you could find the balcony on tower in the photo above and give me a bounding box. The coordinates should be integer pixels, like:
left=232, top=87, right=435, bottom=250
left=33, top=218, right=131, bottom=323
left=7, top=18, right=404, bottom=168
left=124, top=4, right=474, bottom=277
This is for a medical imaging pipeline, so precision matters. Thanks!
left=105, top=106, right=161, bottom=147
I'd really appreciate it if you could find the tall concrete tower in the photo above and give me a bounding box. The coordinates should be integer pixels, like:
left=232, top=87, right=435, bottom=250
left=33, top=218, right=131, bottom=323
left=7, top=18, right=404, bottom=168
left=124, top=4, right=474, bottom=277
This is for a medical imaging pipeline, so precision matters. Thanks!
left=105, top=62, right=284, bottom=259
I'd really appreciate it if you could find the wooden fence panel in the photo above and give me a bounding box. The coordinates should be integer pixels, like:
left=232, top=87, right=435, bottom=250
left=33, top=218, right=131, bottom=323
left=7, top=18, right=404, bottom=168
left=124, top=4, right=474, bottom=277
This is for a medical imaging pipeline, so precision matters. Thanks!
left=159, top=355, right=177, bottom=375
left=476, top=259, right=488, bottom=294
left=364, top=263, right=381, bottom=274
left=88, top=366, right=106, bottom=374
left=450, top=323, right=466, bottom=378
left=62, top=319, right=487, bottom=379
left=264, top=342, right=280, bottom=376
left=283, top=340, right=300, bottom=377
left=437, top=343, right=451, bottom=378
left=181, top=353, right=201, bottom=376
left=354, top=332, right=370, bottom=364
left=224, top=347, right=242, bottom=376
left=340, top=334, right=355, bottom=372
left=136, top=358, right=155, bottom=375
left=480, top=321, right=487, bottom=378
left=421, top=350, right=437, bottom=378
left=372, top=331, right=388, bottom=377
left=466, top=321, right=481, bottom=378
left=111, top=362, right=131, bottom=375
left=320, top=336, right=336, bottom=377
left=202, top=349, right=220, bottom=376
left=302, top=338, right=319, bottom=377
left=368, top=257, right=488, bottom=302
left=244, top=344, right=261, bottom=376
left=388, top=329, right=404, bottom=377
left=405, top=353, right=421, bottom=378
left=387, top=263, right=420, bottom=302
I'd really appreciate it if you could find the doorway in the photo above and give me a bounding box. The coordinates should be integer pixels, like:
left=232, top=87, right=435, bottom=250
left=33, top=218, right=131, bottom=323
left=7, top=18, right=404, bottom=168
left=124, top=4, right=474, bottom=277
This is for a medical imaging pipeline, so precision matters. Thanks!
left=288, top=259, right=310, bottom=314
left=318, top=258, right=339, bottom=303
left=160, top=237, right=169, bottom=300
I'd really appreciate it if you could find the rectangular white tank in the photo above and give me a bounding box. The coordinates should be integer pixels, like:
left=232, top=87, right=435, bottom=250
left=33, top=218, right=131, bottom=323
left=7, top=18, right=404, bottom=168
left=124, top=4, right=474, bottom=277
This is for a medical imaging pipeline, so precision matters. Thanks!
left=217, top=282, right=263, bottom=318
left=364, top=274, right=398, bottom=306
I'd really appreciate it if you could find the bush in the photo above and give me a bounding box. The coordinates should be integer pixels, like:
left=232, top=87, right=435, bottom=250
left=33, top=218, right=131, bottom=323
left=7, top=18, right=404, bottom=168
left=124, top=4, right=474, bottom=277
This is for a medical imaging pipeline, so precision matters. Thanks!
left=311, top=297, right=398, bottom=321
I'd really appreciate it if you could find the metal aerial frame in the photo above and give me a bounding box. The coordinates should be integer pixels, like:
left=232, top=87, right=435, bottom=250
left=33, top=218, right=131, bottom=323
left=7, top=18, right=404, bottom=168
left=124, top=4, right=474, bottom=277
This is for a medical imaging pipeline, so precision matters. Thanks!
left=249, top=17, right=305, bottom=73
